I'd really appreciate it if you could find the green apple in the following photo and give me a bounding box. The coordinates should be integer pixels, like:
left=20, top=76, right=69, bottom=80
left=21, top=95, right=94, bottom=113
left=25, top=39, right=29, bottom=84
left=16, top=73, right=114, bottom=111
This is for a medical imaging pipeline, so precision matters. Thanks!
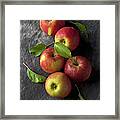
left=45, top=72, right=72, bottom=98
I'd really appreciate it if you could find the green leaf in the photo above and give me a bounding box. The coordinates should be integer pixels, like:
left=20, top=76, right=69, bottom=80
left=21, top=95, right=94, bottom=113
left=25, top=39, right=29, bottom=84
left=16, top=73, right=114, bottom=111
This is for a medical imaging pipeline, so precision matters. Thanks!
left=27, top=68, right=46, bottom=83
left=29, top=43, right=46, bottom=57
left=70, top=21, right=87, bottom=33
left=54, top=42, right=72, bottom=58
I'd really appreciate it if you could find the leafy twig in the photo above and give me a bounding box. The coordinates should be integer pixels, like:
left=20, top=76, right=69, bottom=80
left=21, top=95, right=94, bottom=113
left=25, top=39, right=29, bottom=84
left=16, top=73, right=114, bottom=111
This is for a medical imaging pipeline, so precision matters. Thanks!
left=46, top=42, right=54, bottom=48
left=23, top=62, right=46, bottom=83
left=29, top=42, right=54, bottom=57
left=75, top=84, right=85, bottom=100
left=23, top=62, right=29, bottom=69
left=96, top=93, right=100, bottom=100
left=54, top=42, right=72, bottom=58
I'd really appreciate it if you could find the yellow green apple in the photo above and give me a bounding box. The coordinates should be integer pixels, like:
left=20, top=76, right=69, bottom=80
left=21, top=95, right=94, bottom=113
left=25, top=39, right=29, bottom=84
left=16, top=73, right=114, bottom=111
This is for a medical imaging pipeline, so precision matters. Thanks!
left=45, top=72, right=72, bottom=98
left=55, top=27, right=80, bottom=51
left=40, top=47, right=65, bottom=73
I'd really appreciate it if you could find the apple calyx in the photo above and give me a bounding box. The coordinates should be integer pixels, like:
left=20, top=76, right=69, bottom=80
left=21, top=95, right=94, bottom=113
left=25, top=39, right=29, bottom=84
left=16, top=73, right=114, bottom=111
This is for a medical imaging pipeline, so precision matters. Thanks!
left=60, top=39, right=66, bottom=44
left=51, top=83, right=57, bottom=90
left=51, top=51, right=57, bottom=58
left=51, top=53, right=55, bottom=57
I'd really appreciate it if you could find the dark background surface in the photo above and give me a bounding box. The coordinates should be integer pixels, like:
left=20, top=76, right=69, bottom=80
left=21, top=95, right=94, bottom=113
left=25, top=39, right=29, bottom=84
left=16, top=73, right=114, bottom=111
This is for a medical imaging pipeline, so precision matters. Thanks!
left=20, top=20, right=100, bottom=100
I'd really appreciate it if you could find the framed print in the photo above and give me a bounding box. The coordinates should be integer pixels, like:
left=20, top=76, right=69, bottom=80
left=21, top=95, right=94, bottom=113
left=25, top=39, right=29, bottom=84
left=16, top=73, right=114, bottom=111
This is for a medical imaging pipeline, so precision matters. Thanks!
left=0, top=0, right=119, bottom=119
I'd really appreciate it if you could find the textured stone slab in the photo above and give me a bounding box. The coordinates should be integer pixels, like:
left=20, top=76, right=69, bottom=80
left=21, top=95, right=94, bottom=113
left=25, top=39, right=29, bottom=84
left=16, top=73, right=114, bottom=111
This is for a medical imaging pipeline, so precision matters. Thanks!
left=20, top=20, right=100, bottom=100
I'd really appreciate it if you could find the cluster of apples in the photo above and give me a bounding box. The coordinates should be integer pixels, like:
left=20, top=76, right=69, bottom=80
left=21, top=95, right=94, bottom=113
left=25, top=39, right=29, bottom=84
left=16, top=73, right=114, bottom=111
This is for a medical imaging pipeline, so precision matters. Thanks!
left=39, top=20, right=92, bottom=98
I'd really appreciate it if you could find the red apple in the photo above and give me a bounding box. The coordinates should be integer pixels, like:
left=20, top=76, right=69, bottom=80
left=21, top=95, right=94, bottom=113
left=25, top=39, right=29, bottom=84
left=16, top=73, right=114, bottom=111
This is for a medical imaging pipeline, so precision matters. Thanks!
left=45, top=72, right=72, bottom=98
left=55, top=27, right=80, bottom=51
left=64, top=56, right=92, bottom=82
left=40, top=20, right=65, bottom=36
left=40, top=47, right=65, bottom=73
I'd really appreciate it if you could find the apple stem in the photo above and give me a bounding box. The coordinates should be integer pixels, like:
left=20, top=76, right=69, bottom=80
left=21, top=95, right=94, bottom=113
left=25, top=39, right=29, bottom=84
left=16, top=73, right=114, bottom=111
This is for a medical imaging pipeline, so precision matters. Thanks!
left=71, top=57, right=78, bottom=66
left=75, top=84, right=85, bottom=100
left=46, top=42, right=54, bottom=48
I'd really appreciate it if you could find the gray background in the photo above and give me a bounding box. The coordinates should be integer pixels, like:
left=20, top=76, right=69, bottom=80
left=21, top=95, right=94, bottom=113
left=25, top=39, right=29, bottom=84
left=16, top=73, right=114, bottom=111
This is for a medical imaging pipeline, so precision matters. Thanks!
left=20, top=20, right=100, bottom=100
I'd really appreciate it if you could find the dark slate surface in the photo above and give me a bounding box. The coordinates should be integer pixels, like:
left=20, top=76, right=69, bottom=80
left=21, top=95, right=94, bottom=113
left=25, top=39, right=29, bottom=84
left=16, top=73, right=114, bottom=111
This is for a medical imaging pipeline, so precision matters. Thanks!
left=20, top=20, right=100, bottom=100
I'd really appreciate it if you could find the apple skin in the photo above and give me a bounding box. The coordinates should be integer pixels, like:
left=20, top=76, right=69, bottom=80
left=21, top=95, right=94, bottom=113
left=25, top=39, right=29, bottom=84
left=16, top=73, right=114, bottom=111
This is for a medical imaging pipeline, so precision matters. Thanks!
left=40, top=47, right=65, bottom=73
left=55, top=27, right=80, bottom=51
left=40, top=20, right=65, bottom=36
left=64, top=56, right=92, bottom=82
left=45, top=72, right=72, bottom=98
